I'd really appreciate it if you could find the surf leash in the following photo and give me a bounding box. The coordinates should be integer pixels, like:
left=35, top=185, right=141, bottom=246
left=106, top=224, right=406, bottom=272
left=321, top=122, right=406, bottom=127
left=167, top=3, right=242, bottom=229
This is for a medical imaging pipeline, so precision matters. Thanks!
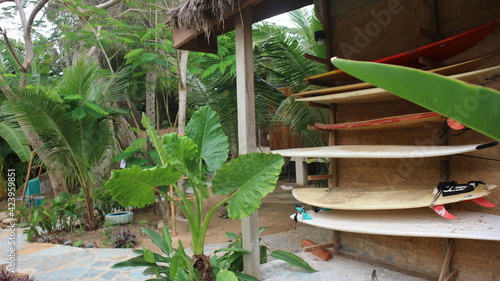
left=293, top=203, right=313, bottom=223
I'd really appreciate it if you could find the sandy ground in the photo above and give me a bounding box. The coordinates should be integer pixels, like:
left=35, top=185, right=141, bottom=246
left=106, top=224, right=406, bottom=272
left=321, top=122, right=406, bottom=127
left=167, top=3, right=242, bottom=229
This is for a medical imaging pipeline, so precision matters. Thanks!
left=59, top=181, right=302, bottom=253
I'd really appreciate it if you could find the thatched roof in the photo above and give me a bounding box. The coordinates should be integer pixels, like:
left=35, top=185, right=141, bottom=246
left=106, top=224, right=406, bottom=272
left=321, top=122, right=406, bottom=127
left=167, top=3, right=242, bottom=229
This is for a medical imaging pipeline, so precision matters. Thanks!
left=169, top=0, right=236, bottom=33
left=169, top=0, right=314, bottom=52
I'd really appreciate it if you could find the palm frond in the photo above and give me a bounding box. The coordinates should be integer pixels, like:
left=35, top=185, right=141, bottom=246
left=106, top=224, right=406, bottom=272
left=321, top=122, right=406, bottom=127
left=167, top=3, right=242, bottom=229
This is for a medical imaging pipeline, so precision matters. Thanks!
left=0, top=120, right=31, bottom=162
left=273, top=97, right=328, bottom=147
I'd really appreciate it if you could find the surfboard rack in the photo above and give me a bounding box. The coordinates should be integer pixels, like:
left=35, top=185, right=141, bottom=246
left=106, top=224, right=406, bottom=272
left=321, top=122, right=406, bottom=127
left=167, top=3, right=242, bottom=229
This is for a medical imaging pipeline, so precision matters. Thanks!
left=439, top=239, right=458, bottom=281
left=301, top=230, right=459, bottom=280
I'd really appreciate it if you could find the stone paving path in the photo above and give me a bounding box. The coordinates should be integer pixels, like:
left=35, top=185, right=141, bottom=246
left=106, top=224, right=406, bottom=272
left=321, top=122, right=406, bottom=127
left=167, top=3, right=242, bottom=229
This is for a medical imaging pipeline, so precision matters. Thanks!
left=0, top=228, right=146, bottom=280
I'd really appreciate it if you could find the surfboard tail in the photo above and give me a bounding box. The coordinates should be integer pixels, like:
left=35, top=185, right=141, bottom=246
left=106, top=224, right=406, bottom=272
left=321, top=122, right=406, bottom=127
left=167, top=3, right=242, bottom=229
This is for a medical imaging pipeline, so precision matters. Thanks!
left=476, top=142, right=498, bottom=150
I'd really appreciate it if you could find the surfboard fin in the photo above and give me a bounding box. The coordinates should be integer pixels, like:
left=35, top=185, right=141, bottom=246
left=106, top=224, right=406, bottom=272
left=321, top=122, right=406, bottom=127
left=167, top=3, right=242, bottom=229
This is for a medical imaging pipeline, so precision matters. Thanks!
left=432, top=205, right=457, bottom=220
left=469, top=197, right=495, bottom=208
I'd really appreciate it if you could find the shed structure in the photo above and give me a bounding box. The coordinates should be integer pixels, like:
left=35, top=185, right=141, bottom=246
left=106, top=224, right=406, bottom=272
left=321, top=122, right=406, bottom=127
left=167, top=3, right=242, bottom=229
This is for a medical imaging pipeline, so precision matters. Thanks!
left=170, top=0, right=500, bottom=280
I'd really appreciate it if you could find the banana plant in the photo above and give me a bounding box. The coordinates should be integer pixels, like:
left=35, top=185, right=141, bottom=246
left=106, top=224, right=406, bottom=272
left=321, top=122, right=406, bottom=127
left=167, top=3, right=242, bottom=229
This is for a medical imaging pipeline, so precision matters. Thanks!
left=331, top=57, right=500, bottom=141
left=105, top=105, right=287, bottom=279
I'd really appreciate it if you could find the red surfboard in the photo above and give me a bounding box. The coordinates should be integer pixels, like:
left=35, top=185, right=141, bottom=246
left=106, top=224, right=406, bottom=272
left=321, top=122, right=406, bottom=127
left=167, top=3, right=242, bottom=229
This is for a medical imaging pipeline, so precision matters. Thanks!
left=306, top=20, right=500, bottom=86
left=314, top=112, right=442, bottom=131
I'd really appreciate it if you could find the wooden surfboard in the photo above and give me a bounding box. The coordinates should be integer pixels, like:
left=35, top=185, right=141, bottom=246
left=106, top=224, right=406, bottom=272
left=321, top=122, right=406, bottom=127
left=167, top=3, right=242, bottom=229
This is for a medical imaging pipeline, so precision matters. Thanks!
left=314, top=112, right=442, bottom=131
left=272, top=142, right=497, bottom=158
left=294, top=55, right=492, bottom=98
left=291, top=185, right=493, bottom=210
left=291, top=208, right=500, bottom=241
left=305, top=20, right=500, bottom=86
left=296, top=65, right=500, bottom=104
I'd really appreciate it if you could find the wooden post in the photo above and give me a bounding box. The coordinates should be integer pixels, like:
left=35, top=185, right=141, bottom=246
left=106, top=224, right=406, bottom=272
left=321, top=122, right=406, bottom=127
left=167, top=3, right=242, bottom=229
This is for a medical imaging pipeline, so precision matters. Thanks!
left=177, top=49, right=189, bottom=136
left=329, top=104, right=339, bottom=188
left=235, top=7, right=259, bottom=278
left=294, top=157, right=308, bottom=185
left=439, top=239, right=455, bottom=281
left=169, top=185, right=176, bottom=235
left=21, top=151, right=36, bottom=198
left=332, top=230, right=340, bottom=255
left=322, top=0, right=334, bottom=72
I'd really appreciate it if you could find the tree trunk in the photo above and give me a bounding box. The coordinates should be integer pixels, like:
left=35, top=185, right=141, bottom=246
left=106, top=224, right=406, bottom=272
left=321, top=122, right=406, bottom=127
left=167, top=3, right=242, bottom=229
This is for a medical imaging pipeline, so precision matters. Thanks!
left=175, top=50, right=189, bottom=216
left=176, top=50, right=189, bottom=135
left=113, top=114, right=138, bottom=149
left=48, top=169, right=68, bottom=195
left=146, top=71, right=157, bottom=129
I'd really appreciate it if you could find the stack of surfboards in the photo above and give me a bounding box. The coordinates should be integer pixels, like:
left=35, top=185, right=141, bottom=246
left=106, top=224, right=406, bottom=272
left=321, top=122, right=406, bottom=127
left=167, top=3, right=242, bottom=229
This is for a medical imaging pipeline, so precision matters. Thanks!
left=274, top=20, right=500, bottom=241
left=273, top=143, right=498, bottom=217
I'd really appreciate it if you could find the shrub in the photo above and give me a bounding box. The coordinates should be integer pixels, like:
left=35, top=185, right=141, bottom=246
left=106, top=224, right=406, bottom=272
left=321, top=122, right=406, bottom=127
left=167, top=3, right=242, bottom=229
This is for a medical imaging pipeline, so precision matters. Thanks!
left=0, top=268, right=36, bottom=281
left=110, top=229, right=136, bottom=248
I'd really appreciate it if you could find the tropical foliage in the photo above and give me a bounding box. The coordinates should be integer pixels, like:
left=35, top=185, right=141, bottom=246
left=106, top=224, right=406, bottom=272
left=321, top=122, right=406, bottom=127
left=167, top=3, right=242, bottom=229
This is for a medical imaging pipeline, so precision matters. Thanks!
left=105, top=106, right=284, bottom=252
left=187, top=7, right=330, bottom=151
left=1, top=59, right=126, bottom=229
left=105, top=106, right=316, bottom=280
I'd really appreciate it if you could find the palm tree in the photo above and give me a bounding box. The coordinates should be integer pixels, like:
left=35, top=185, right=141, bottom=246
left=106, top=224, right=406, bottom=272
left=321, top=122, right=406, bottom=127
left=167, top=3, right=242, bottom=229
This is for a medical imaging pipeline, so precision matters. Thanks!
left=1, top=59, right=126, bottom=229
left=187, top=7, right=330, bottom=153
left=254, top=8, right=330, bottom=148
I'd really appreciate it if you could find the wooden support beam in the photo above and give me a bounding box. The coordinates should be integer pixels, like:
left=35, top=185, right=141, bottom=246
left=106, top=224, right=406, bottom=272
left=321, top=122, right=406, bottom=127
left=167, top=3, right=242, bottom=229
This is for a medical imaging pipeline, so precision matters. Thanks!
left=303, top=242, right=336, bottom=252
left=169, top=185, right=176, bottom=235
left=308, top=174, right=332, bottom=181
left=307, top=102, right=330, bottom=109
left=329, top=104, right=339, bottom=188
left=440, top=160, right=450, bottom=182
left=321, top=0, right=334, bottom=71
left=301, top=239, right=333, bottom=261
left=304, top=53, right=329, bottom=65
left=418, top=56, right=443, bottom=68
left=332, top=230, right=340, bottom=255
left=439, top=239, right=455, bottom=281
left=442, top=269, right=459, bottom=281
left=418, top=27, right=442, bottom=41
left=294, top=157, right=308, bottom=185
left=235, top=7, right=259, bottom=279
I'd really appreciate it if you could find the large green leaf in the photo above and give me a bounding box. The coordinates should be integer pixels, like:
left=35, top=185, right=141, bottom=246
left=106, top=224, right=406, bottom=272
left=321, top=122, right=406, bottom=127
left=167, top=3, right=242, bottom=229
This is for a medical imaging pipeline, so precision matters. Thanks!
left=174, top=268, right=190, bottom=281
left=211, top=153, right=284, bottom=219
left=216, top=270, right=238, bottom=281
left=185, top=105, right=228, bottom=173
left=0, top=121, right=31, bottom=162
left=142, top=114, right=168, bottom=165
left=170, top=241, right=193, bottom=281
left=270, top=250, right=317, bottom=273
left=142, top=227, right=173, bottom=256
left=162, top=133, right=209, bottom=198
left=106, top=165, right=181, bottom=208
left=332, top=57, right=500, bottom=141
left=233, top=272, right=260, bottom=281
left=112, top=255, right=153, bottom=268
left=162, top=133, right=199, bottom=175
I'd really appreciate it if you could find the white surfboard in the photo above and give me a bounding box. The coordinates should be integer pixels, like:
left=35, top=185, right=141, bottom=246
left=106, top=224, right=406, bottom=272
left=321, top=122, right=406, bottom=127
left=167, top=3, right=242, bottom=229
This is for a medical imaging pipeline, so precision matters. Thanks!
left=291, top=185, right=493, bottom=210
left=291, top=208, right=500, bottom=241
left=272, top=142, right=497, bottom=158
left=296, top=65, right=500, bottom=104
